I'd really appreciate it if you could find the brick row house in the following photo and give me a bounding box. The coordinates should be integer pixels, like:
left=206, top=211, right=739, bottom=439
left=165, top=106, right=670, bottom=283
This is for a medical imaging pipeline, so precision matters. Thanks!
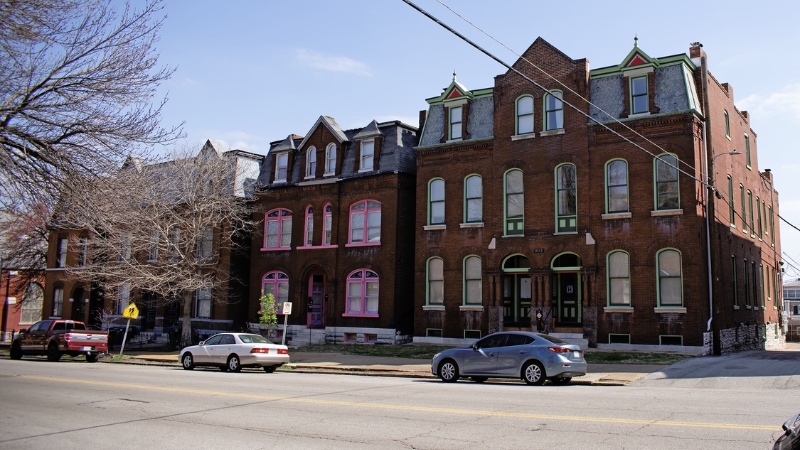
left=412, top=38, right=783, bottom=352
left=0, top=268, right=45, bottom=341
left=42, top=141, right=261, bottom=342
left=249, top=116, right=418, bottom=345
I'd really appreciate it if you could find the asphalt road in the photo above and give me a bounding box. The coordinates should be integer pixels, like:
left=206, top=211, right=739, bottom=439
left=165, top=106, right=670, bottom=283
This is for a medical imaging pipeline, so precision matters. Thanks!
left=0, top=350, right=798, bottom=449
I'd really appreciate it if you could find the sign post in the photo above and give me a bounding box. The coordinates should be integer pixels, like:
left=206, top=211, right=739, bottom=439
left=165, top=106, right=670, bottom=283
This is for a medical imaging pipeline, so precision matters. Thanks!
left=119, top=302, right=139, bottom=356
left=281, top=302, right=292, bottom=346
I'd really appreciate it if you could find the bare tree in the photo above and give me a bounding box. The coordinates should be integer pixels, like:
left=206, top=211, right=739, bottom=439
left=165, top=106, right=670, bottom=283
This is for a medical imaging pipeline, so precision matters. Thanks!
left=0, top=0, right=181, bottom=209
left=59, top=145, right=254, bottom=346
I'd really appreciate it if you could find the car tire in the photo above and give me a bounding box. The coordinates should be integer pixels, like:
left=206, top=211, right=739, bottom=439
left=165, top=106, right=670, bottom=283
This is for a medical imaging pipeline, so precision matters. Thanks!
left=181, top=353, right=195, bottom=370
left=438, top=359, right=459, bottom=383
left=227, top=355, right=242, bottom=373
left=522, top=361, right=545, bottom=385
left=9, top=342, right=22, bottom=360
left=550, top=377, right=572, bottom=386
left=471, top=377, right=487, bottom=383
left=86, top=353, right=99, bottom=363
left=263, top=366, right=277, bottom=373
left=47, top=343, right=62, bottom=362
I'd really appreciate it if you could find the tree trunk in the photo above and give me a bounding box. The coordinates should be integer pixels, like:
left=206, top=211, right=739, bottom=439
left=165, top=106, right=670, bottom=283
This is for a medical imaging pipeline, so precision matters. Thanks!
left=181, top=292, right=193, bottom=347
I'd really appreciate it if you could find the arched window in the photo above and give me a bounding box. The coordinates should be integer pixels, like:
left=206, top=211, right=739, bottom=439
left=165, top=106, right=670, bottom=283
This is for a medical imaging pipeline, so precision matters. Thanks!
left=655, top=154, right=679, bottom=210
left=607, top=251, right=630, bottom=306
left=325, top=143, right=337, bottom=175
left=504, top=169, right=523, bottom=235
left=464, top=175, right=482, bottom=223
left=262, top=271, right=289, bottom=306
left=516, top=95, right=534, bottom=135
left=724, top=110, right=730, bottom=138
left=349, top=200, right=381, bottom=245
left=306, top=147, right=316, bottom=178
left=20, top=283, right=43, bottom=324
left=345, top=269, right=379, bottom=316
left=304, top=205, right=314, bottom=247
left=463, top=256, right=481, bottom=305
left=544, top=91, right=563, bottom=130
left=429, top=179, right=445, bottom=225
left=606, top=160, right=628, bottom=213
left=264, top=208, right=292, bottom=249
left=556, top=163, right=577, bottom=232
left=727, top=175, right=735, bottom=227
left=323, top=203, right=333, bottom=246
left=427, top=257, right=444, bottom=305
left=52, top=286, right=63, bottom=317
left=656, top=249, right=683, bottom=307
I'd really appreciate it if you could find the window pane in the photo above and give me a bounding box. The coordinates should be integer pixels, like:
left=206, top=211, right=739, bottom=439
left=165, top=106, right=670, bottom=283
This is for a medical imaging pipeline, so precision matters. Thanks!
left=658, top=251, right=680, bottom=276
left=280, top=218, right=292, bottom=247
left=610, top=279, right=631, bottom=305
left=608, top=160, right=626, bottom=185
left=518, top=115, right=533, bottom=134
left=348, top=282, right=362, bottom=313
left=507, top=193, right=524, bottom=217
left=507, top=170, right=523, bottom=193
left=609, top=252, right=629, bottom=277
left=465, top=257, right=480, bottom=278
left=431, top=203, right=444, bottom=224
left=466, top=176, right=481, bottom=198
left=430, top=180, right=444, bottom=201
left=608, top=186, right=628, bottom=212
left=367, top=211, right=381, bottom=242
left=660, top=279, right=682, bottom=305
left=467, top=199, right=482, bottom=222
left=466, top=280, right=481, bottom=304
left=365, top=281, right=379, bottom=312
left=518, top=96, right=533, bottom=115
left=430, top=281, right=444, bottom=304
left=632, top=77, right=647, bottom=95
left=558, top=190, right=576, bottom=215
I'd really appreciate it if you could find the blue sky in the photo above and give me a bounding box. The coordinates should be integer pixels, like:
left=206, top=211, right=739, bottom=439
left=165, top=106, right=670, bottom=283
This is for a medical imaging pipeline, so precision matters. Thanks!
left=149, top=0, right=800, bottom=273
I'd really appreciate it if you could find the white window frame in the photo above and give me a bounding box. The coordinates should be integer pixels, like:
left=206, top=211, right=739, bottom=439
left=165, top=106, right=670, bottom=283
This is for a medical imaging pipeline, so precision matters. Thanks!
left=325, top=143, right=337, bottom=176
left=305, top=147, right=316, bottom=179
left=274, top=152, right=288, bottom=182
left=360, top=139, right=375, bottom=172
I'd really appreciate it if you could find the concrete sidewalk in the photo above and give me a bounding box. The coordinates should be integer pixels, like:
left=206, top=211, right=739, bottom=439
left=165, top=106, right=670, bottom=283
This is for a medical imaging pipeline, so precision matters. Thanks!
left=121, top=350, right=663, bottom=386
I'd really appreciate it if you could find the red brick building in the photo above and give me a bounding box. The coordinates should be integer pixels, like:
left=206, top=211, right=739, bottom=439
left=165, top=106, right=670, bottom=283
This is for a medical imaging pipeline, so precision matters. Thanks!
left=1, top=268, right=45, bottom=341
left=413, top=38, right=783, bottom=353
left=250, top=116, right=418, bottom=345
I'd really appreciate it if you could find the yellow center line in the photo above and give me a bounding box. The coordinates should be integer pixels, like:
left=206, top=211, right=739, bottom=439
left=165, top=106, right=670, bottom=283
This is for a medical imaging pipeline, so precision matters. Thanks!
left=15, top=374, right=779, bottom=431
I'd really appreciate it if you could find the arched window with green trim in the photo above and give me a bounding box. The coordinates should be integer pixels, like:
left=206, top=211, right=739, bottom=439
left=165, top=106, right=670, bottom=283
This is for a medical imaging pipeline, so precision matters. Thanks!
left=428, top=178, right=445, bottom=225
left=606, top=159, right=628, bottom=213
left=463, top=255, right=482, bottom=305
left=607, top=251, right=630, bottom=306
left=656, top=249, right=683, bottom=307
left=504, top=169, right=524, bottom=235
left=555, top=163, right=576, bottom=232
left=427, top=257, right=444, bottom=305
left=516, top=95, right=534, bottom=135
left=654, top=153, right=679, bottom=210
left=544, top=91, right=563, bottom=131
left=464, top=175, right=482, bottom=223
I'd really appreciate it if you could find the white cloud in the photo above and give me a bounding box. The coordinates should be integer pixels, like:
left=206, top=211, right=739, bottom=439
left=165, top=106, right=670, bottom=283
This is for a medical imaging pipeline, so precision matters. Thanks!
left=295, top=49, right=372, bottom=77
left=738, top=84, right=800, bottom=121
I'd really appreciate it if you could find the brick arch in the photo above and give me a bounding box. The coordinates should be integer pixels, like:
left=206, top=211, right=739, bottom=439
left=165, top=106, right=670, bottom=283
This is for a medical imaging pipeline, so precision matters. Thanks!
left=498, top=159, right=533, bottom=173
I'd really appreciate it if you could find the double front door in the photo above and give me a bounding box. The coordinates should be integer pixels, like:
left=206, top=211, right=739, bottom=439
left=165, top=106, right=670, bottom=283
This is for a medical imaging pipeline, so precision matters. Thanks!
left=555, top=272, right=581, bottom=325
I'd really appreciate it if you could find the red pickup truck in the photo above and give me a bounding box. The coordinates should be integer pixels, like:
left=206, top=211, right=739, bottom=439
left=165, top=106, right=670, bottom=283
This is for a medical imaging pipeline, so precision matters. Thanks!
left=10, top=319, right=108, bottom=362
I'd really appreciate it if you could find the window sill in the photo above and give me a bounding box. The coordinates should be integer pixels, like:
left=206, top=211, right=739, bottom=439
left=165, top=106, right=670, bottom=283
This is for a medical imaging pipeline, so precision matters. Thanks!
left=342, top=313, right=379, bottom=318
left=733, top=305, right=740, bottom=310
left=602, top=212, right=632, bottom=220
left=357, top=168, right=374, bottom=173
left=272, top=180, right=287, bottom=185
left=511, top=133, right=535, bottom=141
left=554, top=231, right=578, bottom=236
left=604, top=306, right=634, bottom=313
left=628, top=112, right=651, bottom=118
left=654, top=307, right=686, bottom=314
left=424, top=224, right=446, bottom=231
left=460, top=222, right=484, bottom=229
left=345, top=242, right=381, bottom=248
left=323, top=172, right=335, bottom=177
left=539, top=129, right=565, bottom=137
left=502, top=234, right=526, bottom=238
left=423, top=305, right=445, bottom=311
left=445, top=138, right=463, bottom=143
left=260, top=247, right=291, bottom=252
left=650, top=209, right=683, bottom=217
left=303, top=175, right=315, bottom=180
left=459, top=306, right=484, bottom=312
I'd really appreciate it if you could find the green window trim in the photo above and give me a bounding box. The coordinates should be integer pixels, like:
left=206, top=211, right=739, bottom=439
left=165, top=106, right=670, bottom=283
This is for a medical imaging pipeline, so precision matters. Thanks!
left=464, top=174, right=483, bottom=223
left=744, top=258, right=750, bottom=307
left=544, top=90, right=564, bottom=131
left=449, top=106, right=463, bottom=140
left=515, top=95, right=534, bottom=135
left=463, top=255, right=482, bottom=306
left=607, top=251, right=631, bottom=307
left=555, top=163, right=577, bottom=233
left=747, top=191, right=754, bottom=237
left=724, top=110, right=730, bottom=139
left=756, top=197, right=763, bottom=239
left=654, top=153, right=680, bottom=210
left=504, top=169, right=524, bottom=236
left=731, top=255, right=738, bottom=308
left=727, top=175, right=735, bottom=227
left=656, top=248, right=683, bottom=307
left=606, top=159, right=629, bottom=214
left=744, top=134, right=751, bottom=168
left=630, top=75, right=649, bottom=114
left=426, top=257, right=444, bottom=305
left=740, top=185, right=747, bottom=233
left=428, top=178, right=445, bottom=225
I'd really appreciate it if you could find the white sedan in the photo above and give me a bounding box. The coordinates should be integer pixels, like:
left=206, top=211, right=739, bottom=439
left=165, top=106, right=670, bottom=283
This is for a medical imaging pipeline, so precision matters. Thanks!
left=179, top=333, right=290, bottom=373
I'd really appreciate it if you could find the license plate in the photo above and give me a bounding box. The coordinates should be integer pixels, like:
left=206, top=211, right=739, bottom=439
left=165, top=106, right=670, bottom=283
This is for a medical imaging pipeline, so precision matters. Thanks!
left=573, top=351, right=581, bottom=358
left=81, top=346, right=95, bottom=351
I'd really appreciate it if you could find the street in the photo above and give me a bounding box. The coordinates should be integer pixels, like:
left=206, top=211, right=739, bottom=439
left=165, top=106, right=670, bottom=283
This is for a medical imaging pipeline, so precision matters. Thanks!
left=0, top=354, right=798, bottom=449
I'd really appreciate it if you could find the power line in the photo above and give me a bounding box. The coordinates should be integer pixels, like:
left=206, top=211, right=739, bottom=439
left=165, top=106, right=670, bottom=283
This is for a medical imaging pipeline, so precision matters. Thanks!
left=401, top=0, right=704, bottom=187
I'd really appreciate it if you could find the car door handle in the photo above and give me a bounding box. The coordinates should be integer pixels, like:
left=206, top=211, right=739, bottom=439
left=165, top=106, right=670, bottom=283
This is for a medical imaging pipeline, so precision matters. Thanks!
left=519, top=351, right=526, bottom=354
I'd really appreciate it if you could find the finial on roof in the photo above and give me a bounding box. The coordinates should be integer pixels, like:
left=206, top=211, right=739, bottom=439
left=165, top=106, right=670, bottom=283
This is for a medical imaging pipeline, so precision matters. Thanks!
left=453, top=70, right=457, bottom=82
left=634, top=35, right=638, bottom=47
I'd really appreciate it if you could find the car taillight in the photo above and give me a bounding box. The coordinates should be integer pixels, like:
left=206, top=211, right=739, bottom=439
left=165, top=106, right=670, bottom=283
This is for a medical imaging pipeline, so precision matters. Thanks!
left=250, top=348, right=270, bottom=354
left=277, top=349, right=288, bottom=355
left=548, top=347, right=573, bottom=354
left=65, top=333, right=72, bottom=342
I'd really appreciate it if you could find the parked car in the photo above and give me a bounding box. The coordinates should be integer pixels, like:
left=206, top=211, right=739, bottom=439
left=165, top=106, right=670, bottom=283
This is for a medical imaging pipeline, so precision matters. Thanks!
left=179, top=333, right=289, bottom=373
left=431, top=331, right=586, bottom=385
left=10, top=319, right=108, bottom=362
left=774, top=412, right=800, bottom=450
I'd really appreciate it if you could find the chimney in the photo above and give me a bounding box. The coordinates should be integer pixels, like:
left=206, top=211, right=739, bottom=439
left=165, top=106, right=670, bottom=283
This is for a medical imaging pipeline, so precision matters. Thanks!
left=418, top=110, right=428, bottom=133
left=689, top=42, right=706, bottom=66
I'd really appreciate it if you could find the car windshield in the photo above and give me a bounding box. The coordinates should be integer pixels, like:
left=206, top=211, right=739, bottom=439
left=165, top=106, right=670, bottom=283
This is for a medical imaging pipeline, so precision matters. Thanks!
left=238, top=334, right=272, bottom=344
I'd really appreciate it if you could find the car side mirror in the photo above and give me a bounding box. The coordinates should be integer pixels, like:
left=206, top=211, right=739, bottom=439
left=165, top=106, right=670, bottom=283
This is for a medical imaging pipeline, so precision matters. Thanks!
left=199, top=341, right=205, bottom=346
left=472, top=343, right=479, bottom=351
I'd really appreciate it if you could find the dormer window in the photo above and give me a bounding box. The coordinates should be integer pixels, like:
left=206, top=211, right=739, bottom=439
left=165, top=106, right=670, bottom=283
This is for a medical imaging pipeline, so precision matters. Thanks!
left=360, top=139, right=374, bottom=171
left=449, top=106, right=463, bottom=140
left=275, top=153, right=288, bottom=182
left=325, top=143, right=336, bottom=176
left=305, top=147, right=316, bottom=178
left=630, top=76, right=648, bottom=114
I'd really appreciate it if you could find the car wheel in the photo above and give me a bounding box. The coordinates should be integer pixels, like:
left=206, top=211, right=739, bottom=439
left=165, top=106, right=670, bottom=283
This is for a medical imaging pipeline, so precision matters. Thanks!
left=227, top=355, right=242, bottom=372
left=9, top=342, right=22, bottom=360
left=263, top=366, right=277, bottom=373
left=550, top=377, right=572, bottom=386
left=47, top=343, right=62, bottom=362
left=522, top=361, right=545, bottom=385
left=181, top=353, right=194, bottom=370
left=86, top=353, right=99, bottom=363
left=438, top=359, right=459, bottom=383
left=471, top=377, right=487, bottom=383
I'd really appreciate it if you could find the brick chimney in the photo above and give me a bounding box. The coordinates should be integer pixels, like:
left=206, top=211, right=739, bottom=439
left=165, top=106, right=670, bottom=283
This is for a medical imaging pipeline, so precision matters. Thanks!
left=690, top=42, right=706, bottom=66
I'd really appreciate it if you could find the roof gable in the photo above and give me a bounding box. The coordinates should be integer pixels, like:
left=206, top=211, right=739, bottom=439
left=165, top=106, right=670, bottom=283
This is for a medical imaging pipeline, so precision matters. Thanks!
left=297, top=115, right=348, bottom=150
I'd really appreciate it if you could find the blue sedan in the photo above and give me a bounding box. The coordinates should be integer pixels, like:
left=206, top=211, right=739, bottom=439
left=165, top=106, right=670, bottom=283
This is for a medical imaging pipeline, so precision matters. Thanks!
left=431, top=331, right=586, bottom=385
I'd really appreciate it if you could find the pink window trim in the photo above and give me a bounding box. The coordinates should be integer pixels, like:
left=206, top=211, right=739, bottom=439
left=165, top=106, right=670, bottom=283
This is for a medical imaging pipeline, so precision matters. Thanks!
left=342, top=313, right=379, bottom=318
left=263, top=208, right=291, bottom=250
left=297, top=244, right=338, bottom=250
left=260, top=247, right=291, bottom=252
left=347, top=199, right=381, bottom=245
left=304, top=205, right=313, bottom=247
left=323, top=203, right=333, bottom=246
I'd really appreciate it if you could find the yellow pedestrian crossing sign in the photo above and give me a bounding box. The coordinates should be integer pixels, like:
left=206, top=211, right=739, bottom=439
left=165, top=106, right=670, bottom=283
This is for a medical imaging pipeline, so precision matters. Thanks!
left=122, top=302, right=139, bottom=319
